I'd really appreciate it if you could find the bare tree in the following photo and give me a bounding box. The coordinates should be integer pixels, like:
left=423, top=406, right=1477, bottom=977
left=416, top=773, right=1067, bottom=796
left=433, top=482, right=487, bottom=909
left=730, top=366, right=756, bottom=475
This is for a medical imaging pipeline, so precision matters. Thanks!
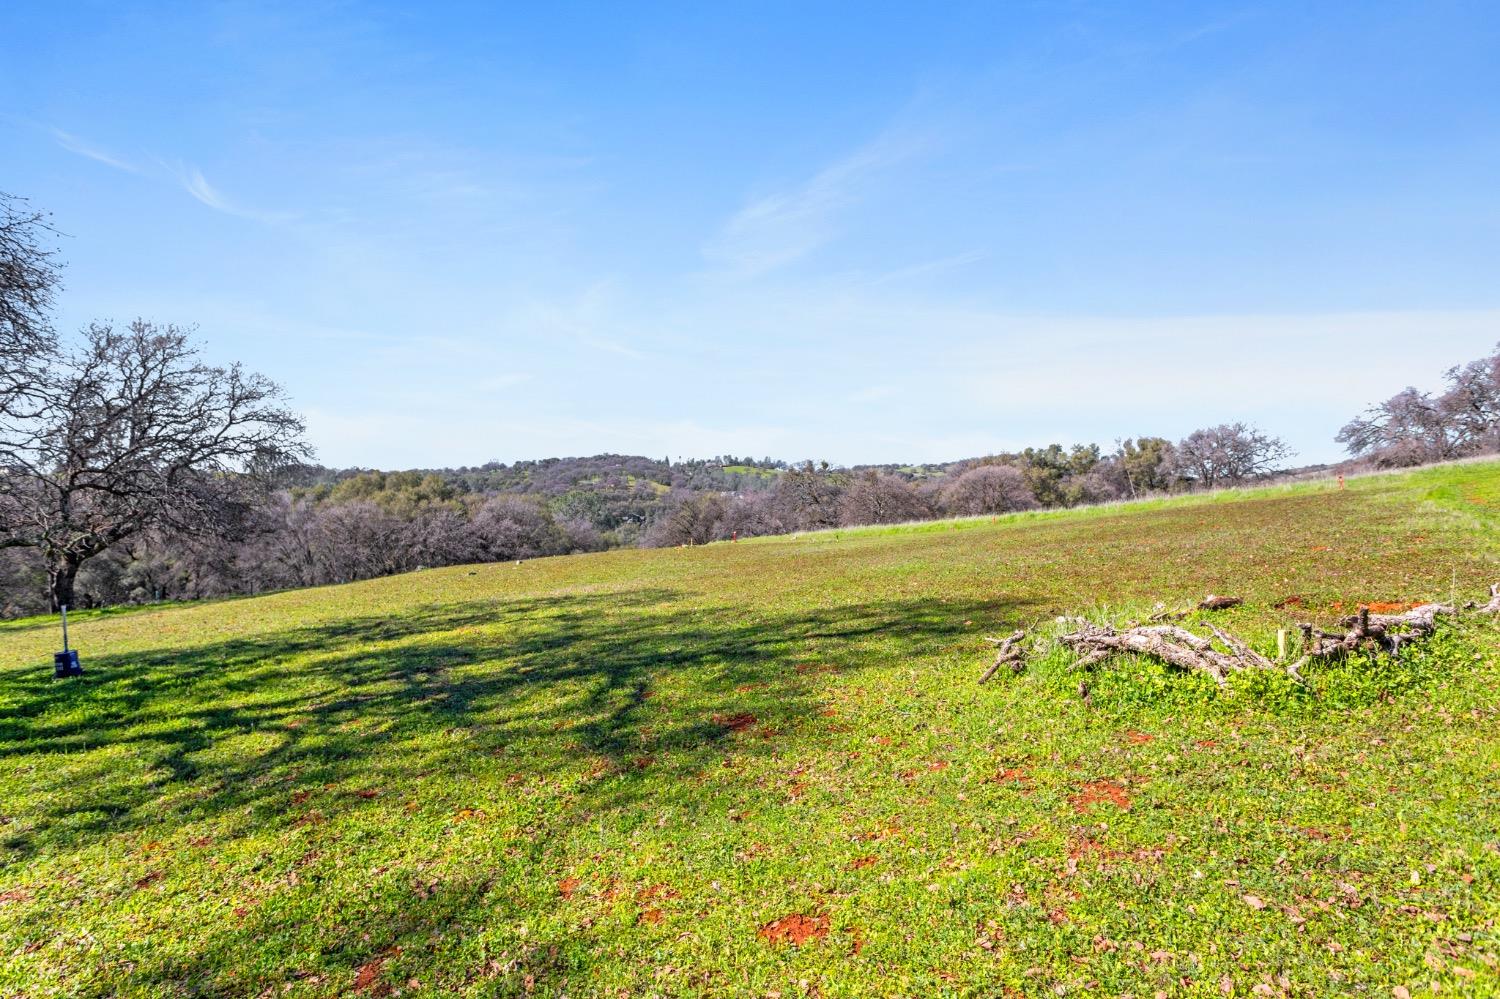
left=941, top=464, right=1037, bottom=515
left=0, top=192, right=61, bottom=424
left=1175, top=423, right=1291, bottom=488
left=645, top=492, right=728, bottom=546
left=0, top=320, right=309, bottom=609
left=719, top=491, right=783, bottom=540
left=773, top=461, right=844, bottom=530
left=1337, top=344, right=1500, bottom=466
left=469, top=494, right=571, bottom=559
left=839, top=471, right=932, bottom=526
left=1438, top=345, right=1500, bottom=454
left=1063, top=467, right=1125, bottom=506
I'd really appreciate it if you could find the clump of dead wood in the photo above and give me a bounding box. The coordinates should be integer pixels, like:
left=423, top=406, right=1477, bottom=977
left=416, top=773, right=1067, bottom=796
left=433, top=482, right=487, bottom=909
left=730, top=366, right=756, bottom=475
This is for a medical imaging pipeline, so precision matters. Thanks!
left=980, top=584, right=1500, bottom=688
left=978, top=629, right=1027, bottom=682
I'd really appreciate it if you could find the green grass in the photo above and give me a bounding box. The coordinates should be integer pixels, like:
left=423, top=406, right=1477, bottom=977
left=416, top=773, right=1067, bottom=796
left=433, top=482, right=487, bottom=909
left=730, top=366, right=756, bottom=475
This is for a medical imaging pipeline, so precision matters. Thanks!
left=2, top=462, right=1499, bottom=997
left=720, top=464, right=780, bottom=479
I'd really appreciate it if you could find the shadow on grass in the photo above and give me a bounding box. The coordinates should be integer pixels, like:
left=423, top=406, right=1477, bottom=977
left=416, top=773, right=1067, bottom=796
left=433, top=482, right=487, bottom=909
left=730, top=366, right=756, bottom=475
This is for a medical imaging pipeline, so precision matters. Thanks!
left=0, top=585, right=1041, bottom=994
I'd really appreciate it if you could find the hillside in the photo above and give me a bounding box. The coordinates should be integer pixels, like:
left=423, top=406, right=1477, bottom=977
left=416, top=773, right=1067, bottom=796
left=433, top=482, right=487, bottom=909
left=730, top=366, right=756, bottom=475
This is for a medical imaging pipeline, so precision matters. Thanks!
left=2, top=461, right=1498, bottom=996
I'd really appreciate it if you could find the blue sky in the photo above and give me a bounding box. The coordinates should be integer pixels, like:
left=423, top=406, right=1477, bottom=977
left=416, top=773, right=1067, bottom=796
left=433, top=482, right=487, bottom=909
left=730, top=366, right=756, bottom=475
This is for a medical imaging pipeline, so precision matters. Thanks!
left=3, top=1, right=1498, bottom=468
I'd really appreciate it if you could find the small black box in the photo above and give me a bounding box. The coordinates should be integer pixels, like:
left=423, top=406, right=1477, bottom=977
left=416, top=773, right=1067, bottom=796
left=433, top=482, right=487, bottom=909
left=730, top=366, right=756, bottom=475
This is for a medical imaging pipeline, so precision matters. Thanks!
left=54, top=650, right=82, bottom=678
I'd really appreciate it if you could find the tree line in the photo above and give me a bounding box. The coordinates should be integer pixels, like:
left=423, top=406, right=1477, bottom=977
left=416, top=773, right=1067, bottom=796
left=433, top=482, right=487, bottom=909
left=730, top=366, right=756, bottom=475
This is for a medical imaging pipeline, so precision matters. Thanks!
left=1, top=191, right=1496, bottom=615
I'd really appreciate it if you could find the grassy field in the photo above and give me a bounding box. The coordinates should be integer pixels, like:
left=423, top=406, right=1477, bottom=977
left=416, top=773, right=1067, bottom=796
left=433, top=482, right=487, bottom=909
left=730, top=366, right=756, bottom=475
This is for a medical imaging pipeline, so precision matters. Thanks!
left=2, top=462, right=1499, bottom=998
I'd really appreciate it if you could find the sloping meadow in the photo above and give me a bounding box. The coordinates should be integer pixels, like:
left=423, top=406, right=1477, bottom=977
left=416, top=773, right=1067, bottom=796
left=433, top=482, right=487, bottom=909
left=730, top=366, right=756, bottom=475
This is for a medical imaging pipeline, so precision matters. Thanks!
left=1, top=462, right=1497, bottom=996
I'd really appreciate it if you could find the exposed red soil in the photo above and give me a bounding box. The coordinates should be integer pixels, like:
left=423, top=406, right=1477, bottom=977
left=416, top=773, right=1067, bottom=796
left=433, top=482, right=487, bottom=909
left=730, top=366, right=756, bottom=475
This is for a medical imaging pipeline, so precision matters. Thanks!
left=638, top=907, right=664, bottom=924
left=557, top=877, right=580, bottom=900
left=1124, top=731, right=1155, bottom=744
left=713, top=712, right=758, bottom=733
left=989, top=767, right=1031, bottom=788
left=847, top=855, right=879, bottom=870
left=353, top=957, right=389, bottom=996
left=1328, top=600, right=1424, bottom=613
left=758, top=912, right=829, bottom=946
left=1070, top=779, right=1132, bottom=813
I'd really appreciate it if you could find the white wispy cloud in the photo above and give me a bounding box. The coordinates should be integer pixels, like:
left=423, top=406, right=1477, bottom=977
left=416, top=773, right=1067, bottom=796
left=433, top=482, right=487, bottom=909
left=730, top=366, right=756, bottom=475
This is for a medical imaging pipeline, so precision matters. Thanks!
left=177, top=164, right=235, bottom=212
left=51, top=128, right=141, bottom=173
left=50, top=124, right=292, bottom=224
left=166, top=161, right=294, bottom=223
left=702, top=126, right=928, bottom=277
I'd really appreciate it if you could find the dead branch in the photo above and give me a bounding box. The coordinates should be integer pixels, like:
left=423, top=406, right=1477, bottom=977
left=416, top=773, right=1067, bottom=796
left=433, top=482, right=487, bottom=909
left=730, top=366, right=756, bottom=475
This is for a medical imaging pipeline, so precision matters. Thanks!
left=1291, top=600, right=1459, bottom=671
left=1477, top=583, right=1500, bottom=615
left=978, top=629, right=1027, bottom=683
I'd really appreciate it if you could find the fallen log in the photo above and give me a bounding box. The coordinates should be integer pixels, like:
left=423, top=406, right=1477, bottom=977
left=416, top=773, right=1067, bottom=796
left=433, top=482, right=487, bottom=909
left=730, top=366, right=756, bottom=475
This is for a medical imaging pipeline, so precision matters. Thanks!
left=1055, top=620, right=1291, bottom=687
left=1292, top=601, right=1458, bottom=671
left=984, top=582, right=1499, bottom=689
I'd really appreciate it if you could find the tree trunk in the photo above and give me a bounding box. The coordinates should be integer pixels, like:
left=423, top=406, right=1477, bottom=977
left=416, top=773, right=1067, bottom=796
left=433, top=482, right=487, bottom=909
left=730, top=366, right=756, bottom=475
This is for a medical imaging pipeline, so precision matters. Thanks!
left=48, top=557, right=79, bottom=612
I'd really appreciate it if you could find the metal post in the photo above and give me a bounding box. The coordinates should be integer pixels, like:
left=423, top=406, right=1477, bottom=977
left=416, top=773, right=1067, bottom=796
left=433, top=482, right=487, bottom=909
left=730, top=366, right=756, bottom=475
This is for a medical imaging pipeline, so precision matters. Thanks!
left=54, top=605, right=81, bottom=677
